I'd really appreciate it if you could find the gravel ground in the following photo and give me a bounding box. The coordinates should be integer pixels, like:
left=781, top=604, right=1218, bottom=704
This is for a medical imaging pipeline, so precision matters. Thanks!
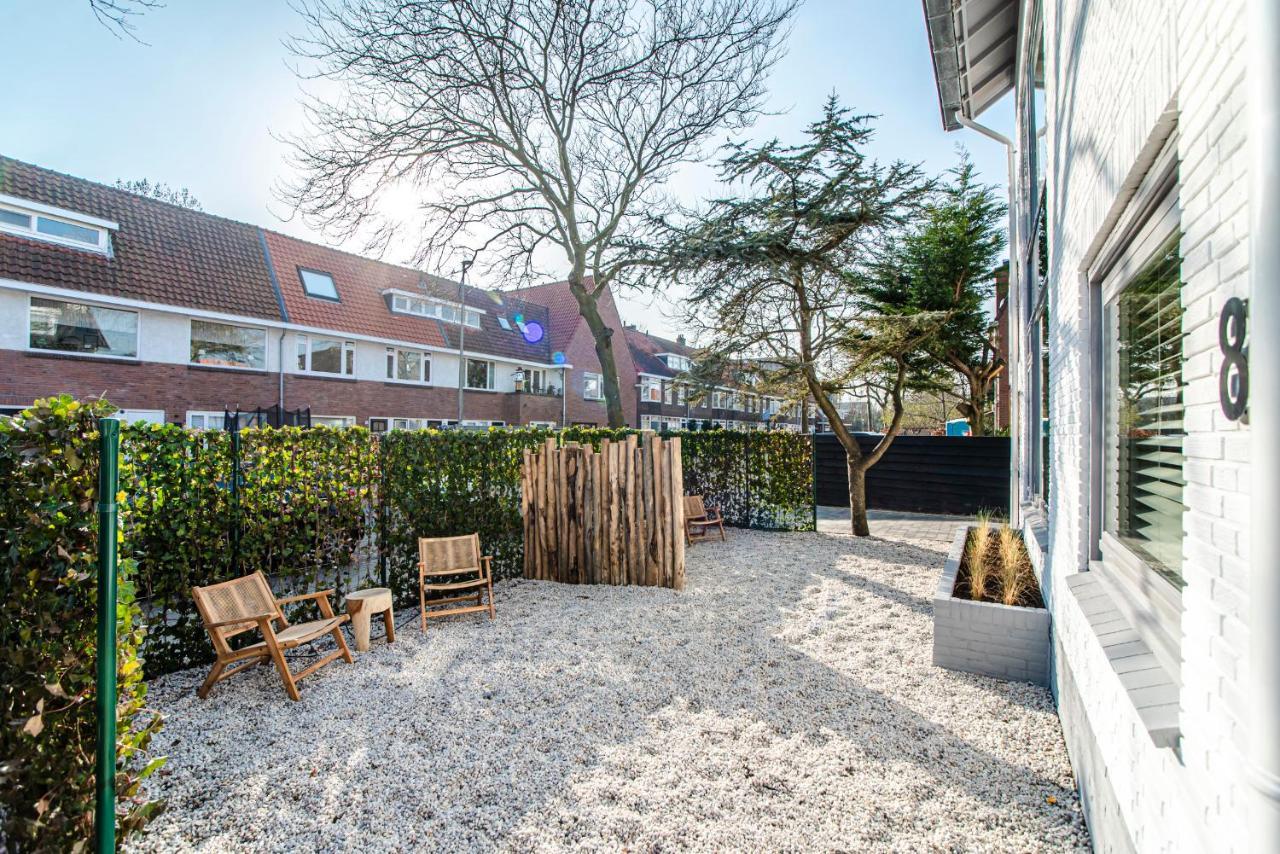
left=130, top=524, right=1089, bottom=853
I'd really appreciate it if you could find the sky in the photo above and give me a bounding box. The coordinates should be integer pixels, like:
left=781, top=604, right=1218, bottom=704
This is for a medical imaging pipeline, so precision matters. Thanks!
left=0, top=0, right=1012, bottom=341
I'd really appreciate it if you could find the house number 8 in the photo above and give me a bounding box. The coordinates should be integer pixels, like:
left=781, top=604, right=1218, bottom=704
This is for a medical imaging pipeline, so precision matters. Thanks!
left=1219, top=297, right=1248, bottom=422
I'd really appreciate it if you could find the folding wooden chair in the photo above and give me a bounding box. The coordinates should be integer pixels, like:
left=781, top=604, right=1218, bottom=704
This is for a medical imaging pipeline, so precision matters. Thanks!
left=683, top=495, right=726, bottom=544
left=191, top=571, right=353, bottom=702
left=418, top=533, right=496, bottom=631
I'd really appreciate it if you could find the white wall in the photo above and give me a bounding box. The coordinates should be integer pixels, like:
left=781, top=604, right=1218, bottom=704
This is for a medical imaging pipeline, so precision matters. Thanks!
left=1022, top=0, right=1253, bottom=851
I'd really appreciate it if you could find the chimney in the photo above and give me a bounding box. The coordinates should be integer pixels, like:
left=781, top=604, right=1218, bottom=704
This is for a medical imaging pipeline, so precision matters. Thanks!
left=677, top=334, right=686, bottom=346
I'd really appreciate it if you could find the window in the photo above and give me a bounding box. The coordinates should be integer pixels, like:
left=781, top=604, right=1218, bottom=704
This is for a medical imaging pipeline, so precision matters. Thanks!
left=187, top=412, right=218, bottom=430
left=190, top=320, right=267, bottom=369
left=640, top=376, right=662, bottom=402
left=663, top=383, right=673, bottom=405
left=29, top=297, right=138, bottom=358
left=529, top=420, right=557, bottom=428
left=1105, top=234, right=1185, bottom=585
left=385, top=347, right=431, bottom=383
left=0, top=195, right=113, bottom=253
left=312, top=415, right=355, bottom=428
left=466, top=358, right=494, bottom=390
left=299, top=268, right=339, bottom=301
left=297, top=335, right=354, bottom=375
left=661, top=353, right=691, bottom=372
left=583, top=372, right=603, bottom=400
left=388, top=291, right=482, bottom=328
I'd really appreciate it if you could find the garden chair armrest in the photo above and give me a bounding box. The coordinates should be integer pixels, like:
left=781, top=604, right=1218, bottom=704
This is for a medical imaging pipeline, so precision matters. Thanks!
left=420, top=564, right=482, bottom=576
left=277, top=589, right=337, bottom=618
left=276, top=589, right=335, bottom=606
left=206, top=612, right=277, bottom=629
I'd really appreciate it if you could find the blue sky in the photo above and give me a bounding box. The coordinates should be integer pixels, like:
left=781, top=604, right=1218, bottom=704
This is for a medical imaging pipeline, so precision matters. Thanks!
left=1, top=0, right=1011, bottom=339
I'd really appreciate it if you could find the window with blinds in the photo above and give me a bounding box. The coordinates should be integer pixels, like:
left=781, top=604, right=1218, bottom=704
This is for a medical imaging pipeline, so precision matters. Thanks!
left=1105, top=234, right=1184, bottom=587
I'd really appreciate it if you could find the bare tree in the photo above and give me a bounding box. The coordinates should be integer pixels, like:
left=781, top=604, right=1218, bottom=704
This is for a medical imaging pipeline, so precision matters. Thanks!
left=657, top=99, right=938, bottom=535
left=114, top=178, right=203, bottom=211
left=88, top=0, right=162, bottom=41
left=283, top=0, right=796, bottom=427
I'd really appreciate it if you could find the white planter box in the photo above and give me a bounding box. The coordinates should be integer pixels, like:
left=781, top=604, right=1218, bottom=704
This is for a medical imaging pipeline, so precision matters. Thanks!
left=932, top=526, right=1050, bottom=685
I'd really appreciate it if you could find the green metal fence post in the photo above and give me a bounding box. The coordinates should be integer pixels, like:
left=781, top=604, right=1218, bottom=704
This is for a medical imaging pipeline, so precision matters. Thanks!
left=94, top=417, right=120, bottom=854
left=230, top=426, right=241, bottom=577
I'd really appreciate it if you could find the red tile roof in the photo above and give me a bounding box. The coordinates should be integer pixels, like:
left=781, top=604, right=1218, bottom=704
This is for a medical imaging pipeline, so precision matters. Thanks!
left=263, top=231, right=555, bottom=362
left=625, top=327, right=696, bottom=377
left=0, top=156, right=283, bottom=320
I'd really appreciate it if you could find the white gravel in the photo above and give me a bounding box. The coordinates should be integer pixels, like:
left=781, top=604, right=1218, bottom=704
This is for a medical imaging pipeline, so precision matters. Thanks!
left=130, top=524, right=1089, bottom=853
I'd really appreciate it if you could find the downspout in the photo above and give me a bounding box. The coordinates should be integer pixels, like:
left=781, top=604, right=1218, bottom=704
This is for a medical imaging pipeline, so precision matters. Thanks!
left=256, top=228, right=290, bottom=413
left=1248, top=0, right=1280, bottom=848
left=954, top=112, right=1021, bottom=526
left=561, top=367, right=567, bottom=427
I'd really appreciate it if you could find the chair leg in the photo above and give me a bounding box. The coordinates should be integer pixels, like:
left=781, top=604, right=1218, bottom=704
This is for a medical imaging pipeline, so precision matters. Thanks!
left=264, top=635, right=301, bottom=701
left=486, top=572, right=495, bottom=619
left=419, top=580, right=427, bottom=634
left=383, top=608, right=396, bottom=643
left=718, top=521, right=726, bottom=541
left=197, top=659, right=227, bottom=700
left=332, top=625, right=354, bottom=664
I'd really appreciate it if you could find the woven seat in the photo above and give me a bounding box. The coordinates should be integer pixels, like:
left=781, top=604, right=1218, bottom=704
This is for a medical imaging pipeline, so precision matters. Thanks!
left=192, top=571, right=354, bottom=701
left=683, top=495, right=726, bottom=544
left=418, top=533, right=496, bottom=631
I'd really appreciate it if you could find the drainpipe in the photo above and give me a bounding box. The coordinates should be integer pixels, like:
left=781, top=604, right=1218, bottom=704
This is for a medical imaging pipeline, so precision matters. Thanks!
left=955, top=111, right=1020, bottom=526
left=561, top=367, right=567, bottom=427
left=455, top=259, right=472, bottom=426
left=1248, top=0, right=1280, bottom=849
left=277, top=328, right=287, bottom=411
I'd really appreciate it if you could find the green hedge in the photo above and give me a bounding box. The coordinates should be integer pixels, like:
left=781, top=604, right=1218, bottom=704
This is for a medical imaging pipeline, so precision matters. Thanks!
left=8, top=406, right=813, bottom=681
left=0, top=398, right=164, bottom=851
left=0, top=399, right=813, bottom=851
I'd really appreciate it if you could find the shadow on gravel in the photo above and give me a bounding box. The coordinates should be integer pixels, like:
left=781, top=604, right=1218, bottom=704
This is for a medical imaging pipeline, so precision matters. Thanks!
left=134, top=525, right=1081, bottom=852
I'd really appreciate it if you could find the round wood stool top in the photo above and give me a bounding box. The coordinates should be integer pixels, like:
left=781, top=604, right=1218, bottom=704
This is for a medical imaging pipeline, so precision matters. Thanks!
left=346, top=587, right=392, bottom=610
left=345, top=587, right=395, bottom=651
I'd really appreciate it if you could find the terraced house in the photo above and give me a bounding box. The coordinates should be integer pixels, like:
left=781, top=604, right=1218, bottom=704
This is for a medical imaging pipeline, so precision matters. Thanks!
left=0, top=157, right=623, bottom=429
left=625, top=326, right=803, bottom=432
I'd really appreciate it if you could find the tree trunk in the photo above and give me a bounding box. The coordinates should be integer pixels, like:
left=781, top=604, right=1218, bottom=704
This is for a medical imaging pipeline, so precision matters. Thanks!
left=569, top=280, right=627, bottom=427
left=968, top=384, right=988, bottom=436
left=847, top=459, right=870, bottom=536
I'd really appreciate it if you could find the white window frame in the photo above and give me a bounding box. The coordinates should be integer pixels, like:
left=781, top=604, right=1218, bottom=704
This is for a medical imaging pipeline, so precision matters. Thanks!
left=582, top=372, right=604, bottom=400
left=296, top=334, right=355, bottom=376
left=189, top=319, right=268, bottom=371
left=312, top=415, right=355, bottom=428
left=385, top=347, right=432, bottom=384
left=465, top=358, right=496, bottom=390
left=528, top=420, right=557, bottom=429
left=386, top=290, right=482, bottom=328
left=186, top=410, right=226, bottom=430
left=27, top=295, right=140, bottom=360
left=1086, top=130, right=1183, bottom=679
left=0, top=193, right=115, bottom=254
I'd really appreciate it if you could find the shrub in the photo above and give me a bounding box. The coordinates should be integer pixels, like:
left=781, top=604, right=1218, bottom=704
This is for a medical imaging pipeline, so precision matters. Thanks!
left=996, top=523, right=1031, bottom=607
left=0, top=397, right=163, bottom=851
left=966, top=513, right=994, bottom=601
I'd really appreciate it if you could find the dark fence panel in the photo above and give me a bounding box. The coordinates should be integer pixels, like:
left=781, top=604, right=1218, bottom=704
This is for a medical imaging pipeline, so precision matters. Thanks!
left=814, top=433, right=1009, bottom=516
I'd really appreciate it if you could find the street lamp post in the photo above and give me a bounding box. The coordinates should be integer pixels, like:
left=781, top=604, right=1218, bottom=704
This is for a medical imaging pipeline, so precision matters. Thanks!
left=455, top=259, right=472, bottom=426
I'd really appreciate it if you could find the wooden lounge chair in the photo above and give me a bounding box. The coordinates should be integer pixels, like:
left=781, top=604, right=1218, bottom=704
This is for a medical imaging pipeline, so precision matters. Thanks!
left=418, top=533, right=496, bottom=631
left=191, top=571, right=353, bottom=702
left=683, top=495, right=726, bottom=544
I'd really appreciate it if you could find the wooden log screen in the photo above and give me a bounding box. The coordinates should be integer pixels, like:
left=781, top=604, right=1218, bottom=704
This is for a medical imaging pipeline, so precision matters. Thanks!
left=521, top=435, right=686, bottom=589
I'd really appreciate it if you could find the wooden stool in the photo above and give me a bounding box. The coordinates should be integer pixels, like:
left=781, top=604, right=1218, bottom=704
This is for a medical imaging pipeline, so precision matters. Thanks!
left=345, top=587, right=395, bottom=652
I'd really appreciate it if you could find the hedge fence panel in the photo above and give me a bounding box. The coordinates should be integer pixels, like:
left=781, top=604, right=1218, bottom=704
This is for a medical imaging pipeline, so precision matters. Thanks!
left=0, top=398, right=163, bottom=850
left=4, top=404, right=814, bottom=681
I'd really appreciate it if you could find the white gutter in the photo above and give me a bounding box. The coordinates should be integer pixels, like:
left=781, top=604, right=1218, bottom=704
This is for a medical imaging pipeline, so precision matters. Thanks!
left=1248, top=0, right=1280, bottom=849
left=954, top=112, right=1022, bottom=526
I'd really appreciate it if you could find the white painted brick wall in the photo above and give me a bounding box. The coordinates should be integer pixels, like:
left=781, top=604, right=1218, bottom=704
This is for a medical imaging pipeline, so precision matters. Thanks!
left=1022, top=1, right=1252, bottom=851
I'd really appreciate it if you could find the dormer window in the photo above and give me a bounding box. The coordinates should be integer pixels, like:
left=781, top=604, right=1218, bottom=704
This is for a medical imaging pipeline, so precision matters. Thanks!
left=386, top=290, right=481, bottom=328
left=298, top=268, right=339, bottom=301
left=660, top=353, right=692, bottom=372
left=0, top=193, right=115, bottom=254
